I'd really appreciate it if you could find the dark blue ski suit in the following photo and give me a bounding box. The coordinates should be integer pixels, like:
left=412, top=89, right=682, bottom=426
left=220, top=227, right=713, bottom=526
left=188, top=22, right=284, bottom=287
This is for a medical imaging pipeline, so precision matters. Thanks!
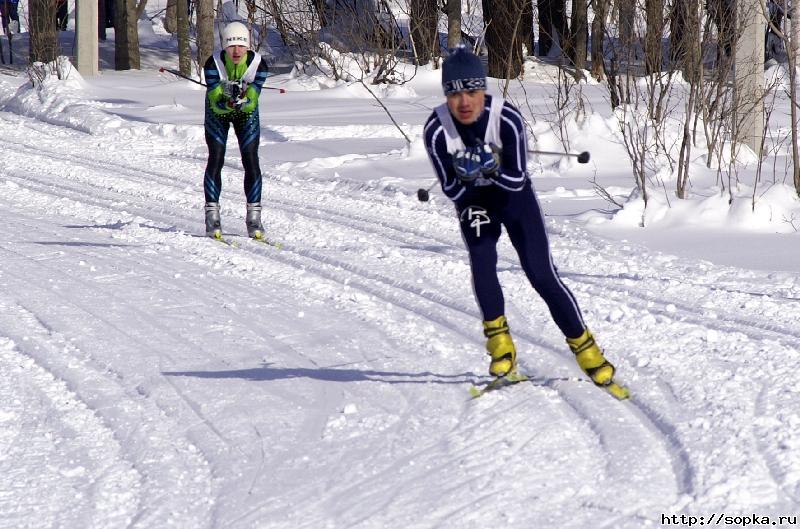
left=423, top=95, right=587, bottom=338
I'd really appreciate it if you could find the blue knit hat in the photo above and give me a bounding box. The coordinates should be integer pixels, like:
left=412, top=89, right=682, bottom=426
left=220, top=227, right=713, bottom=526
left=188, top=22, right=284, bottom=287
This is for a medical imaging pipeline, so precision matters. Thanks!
left=442, top=46, right=487, bottom=95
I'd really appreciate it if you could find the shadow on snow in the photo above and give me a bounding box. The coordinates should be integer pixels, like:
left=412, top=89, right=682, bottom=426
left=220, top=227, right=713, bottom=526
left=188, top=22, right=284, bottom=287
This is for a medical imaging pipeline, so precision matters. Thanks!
left=164, top=363, right=482, bottom=385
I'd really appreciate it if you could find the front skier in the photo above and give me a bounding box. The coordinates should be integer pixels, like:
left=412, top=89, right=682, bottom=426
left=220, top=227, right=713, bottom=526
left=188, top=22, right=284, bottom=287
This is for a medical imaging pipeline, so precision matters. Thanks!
left=422, top=46, right=625, bottom=396
left=202, top=21, right=269, bottom=240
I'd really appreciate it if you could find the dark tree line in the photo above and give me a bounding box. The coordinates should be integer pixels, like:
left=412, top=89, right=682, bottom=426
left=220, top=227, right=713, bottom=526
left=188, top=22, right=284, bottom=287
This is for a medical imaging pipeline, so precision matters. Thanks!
left=26, top=0, right=739, bottom=83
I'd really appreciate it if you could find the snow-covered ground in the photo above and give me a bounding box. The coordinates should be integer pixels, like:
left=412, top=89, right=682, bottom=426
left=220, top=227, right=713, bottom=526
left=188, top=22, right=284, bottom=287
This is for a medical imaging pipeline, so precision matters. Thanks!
left=1, top=23, right=800, bottom=529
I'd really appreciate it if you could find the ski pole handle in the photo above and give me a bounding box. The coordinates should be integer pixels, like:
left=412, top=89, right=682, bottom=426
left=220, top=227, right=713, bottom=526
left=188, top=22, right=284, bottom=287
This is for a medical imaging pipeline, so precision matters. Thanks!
left=417, top=181, right=438, bottom=202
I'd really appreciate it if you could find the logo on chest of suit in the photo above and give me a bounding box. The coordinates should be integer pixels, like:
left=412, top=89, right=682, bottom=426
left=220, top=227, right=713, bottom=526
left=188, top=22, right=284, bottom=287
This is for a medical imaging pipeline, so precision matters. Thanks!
left=460, top=206, right=491, bottom=237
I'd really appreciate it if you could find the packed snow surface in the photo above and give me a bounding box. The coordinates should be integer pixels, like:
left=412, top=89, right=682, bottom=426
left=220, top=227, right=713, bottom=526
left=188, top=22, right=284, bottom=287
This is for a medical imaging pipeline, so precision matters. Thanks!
left=0, top=52, right=799, bottom=529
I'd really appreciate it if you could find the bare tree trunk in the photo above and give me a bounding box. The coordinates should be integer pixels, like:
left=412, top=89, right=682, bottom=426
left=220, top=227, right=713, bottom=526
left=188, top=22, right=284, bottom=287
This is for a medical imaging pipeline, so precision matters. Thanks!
left=115, top=0, right=141, bottom=69
left=553, top=0, right=569, bottom=53
left=409, top=0, right=439, bottom=64
left=568, top=0, right=588, bottom=75
left=136, top=0, right=148, bottom=19
left=196, top=0, right=213, bottom=65
left=792, top=67, right=800, bottom=196
left=445, top=0, right=461, bottom=48
left=267, top=0, right=290, bottom=45
left=645, top=0, right=663, bottom=74
left=29, top=0, right=58, bottom=63
left=245, top=0, right=256, bottom=25
left=789, top=2, right=800, bottom=194
left=176, top=0, right=190, bottom=75
left=591, top=0, right=609, bottom=80
left=618, top=0, right=635, bottom=55
left=709, top=0, right=735, bottom=62
left=677, top=70, right=699, bottom=198
left=483, top=0, right=525, bottom=78
left=538, top=0, right=569, bottom=57
left=164, top=0, right=177, bottom=34
left=310, top=0, right=328, bottom=27
left=520, top=0, right=534, bottom=56
left=669, top=0, right=699, bottom=79
left=793, top=0, right=800, bottom=57
left=537, top=0, right=553, bottom=56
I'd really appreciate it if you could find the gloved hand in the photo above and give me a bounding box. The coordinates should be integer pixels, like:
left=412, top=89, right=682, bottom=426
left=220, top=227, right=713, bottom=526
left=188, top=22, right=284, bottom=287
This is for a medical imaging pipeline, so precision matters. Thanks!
left=452, top=147, right=482, bottom=182
left=221, top=80, right=244, bottom=101
left=476, top=141, right=501, bottom=175
left=231, top=96, right=250, bottom=111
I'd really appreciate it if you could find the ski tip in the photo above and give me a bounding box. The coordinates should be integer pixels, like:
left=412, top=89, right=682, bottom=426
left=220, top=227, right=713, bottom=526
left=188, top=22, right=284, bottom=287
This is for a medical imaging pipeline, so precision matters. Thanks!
left=468, top=372, right=530, bottom=399
left=506, top=371, right=529, bottom=383
left=606, top=382, right=630, bottom=400
left=209, top=233, right=237, bottom=247
left=251, top=235, right=282, bottom=249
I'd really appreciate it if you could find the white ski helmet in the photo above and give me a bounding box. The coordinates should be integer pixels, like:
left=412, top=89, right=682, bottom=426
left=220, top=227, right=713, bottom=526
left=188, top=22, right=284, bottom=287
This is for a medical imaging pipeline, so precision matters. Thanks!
left=222, top=22, right=250, bottom=48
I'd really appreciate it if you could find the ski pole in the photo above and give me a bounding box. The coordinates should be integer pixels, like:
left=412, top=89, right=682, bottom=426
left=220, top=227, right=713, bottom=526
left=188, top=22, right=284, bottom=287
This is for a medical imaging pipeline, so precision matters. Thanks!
left=159, top=66, right=286, bottom=93
left=159, top=66, right=205, bottom=86
left=418, top=149, right=591, bottom=202
left=528, top=149, right=591, bottom=164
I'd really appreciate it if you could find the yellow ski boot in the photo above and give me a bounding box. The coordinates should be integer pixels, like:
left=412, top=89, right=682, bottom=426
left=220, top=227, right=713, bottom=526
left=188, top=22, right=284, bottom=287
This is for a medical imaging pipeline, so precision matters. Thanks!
left=567, top=329, right=615, bottom=386
left=483, top=316, right=517, bottom=377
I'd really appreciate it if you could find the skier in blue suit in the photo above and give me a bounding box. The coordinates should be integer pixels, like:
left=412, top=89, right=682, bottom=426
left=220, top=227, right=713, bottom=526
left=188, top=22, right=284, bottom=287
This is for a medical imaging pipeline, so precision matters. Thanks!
left=423, top=47, right=621, bottom=389
left=202, top=21, right=269, bottom=240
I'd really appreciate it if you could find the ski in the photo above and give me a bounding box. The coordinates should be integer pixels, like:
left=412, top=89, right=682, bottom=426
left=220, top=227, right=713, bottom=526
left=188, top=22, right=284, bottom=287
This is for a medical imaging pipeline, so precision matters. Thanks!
left=469, top=371, right=529, bottom=398
left=469, top=372, right=630, bottom=400
left=210, top=233, right=237, bottom=247
left=250, top=235, right=282, bottom=249
left=206, top=232, right=280, bottom=249
left=602, top=380, right=630, bottom=400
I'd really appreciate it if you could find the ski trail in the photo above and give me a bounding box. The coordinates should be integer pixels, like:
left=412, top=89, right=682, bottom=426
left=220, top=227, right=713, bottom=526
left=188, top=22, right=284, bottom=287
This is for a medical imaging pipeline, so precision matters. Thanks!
left=0, top=337, right=140, bottom=528
left=0, top=124, right=684, bottom=527
left=0, top=215, right=217, bottom=528
left=3, top=100, right=799, bottom=525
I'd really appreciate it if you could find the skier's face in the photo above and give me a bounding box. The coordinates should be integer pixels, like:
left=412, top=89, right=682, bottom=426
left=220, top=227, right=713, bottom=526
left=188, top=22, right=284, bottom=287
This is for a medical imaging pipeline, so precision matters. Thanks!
left=226, top=45, right=248, bottom=64
left=446, top=90, right=486, bottom=125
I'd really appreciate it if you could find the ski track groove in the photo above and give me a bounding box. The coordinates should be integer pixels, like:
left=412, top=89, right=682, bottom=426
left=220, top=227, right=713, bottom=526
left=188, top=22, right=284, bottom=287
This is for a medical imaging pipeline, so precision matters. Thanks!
left=259, top=190, right=800, bottom=351
left=0, top=228, right=219, bottom=528
left=0, top=332, right=140, bottom=528
left=753, top=381, right=800, bottom=505
left=1, top=200, right=357, bottom=471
